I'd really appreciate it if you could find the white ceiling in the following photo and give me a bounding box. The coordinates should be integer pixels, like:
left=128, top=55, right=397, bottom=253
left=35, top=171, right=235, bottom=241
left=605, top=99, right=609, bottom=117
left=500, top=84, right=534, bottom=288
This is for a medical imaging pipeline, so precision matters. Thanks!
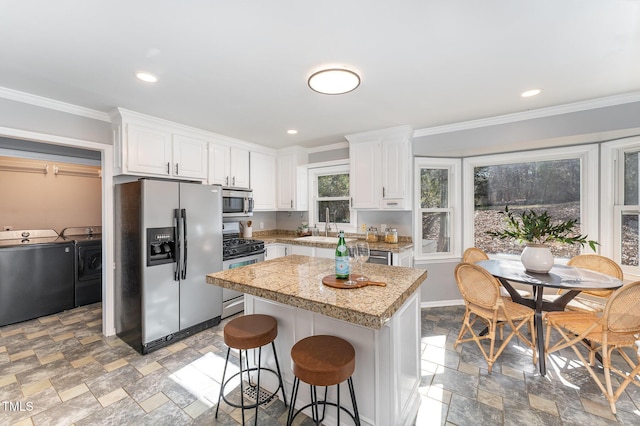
left=1, top=1, right=639, bottom=149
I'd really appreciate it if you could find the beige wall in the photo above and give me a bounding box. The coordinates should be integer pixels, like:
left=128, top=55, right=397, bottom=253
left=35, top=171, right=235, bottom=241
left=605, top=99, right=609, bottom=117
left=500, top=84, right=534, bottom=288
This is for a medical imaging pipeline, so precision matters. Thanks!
left=0, top=157, right=101, bottom=232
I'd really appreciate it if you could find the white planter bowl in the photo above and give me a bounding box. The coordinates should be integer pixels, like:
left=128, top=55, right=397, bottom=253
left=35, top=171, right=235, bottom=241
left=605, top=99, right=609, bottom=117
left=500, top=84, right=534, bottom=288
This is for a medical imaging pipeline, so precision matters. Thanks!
left=521, top=244, right=554, bottom=273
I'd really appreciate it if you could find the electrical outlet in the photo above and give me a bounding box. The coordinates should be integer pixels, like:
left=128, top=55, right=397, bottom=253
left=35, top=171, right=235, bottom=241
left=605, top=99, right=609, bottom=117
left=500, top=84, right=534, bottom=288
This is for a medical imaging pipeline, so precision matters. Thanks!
left=3, top=226, right=12, bottom=231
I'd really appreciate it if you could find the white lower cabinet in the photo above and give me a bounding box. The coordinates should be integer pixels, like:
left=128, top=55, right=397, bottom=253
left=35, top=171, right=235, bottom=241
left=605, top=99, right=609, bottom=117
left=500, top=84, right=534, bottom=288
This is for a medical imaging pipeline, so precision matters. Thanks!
left=393, top=250, right=413, bottom=267
left=265, top=244, right=289, bottom=260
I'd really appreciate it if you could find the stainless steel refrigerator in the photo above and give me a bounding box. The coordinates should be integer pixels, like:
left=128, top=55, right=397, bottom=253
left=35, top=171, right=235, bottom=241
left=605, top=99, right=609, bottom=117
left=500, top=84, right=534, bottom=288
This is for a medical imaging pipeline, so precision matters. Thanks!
left=115, top=179, right=223, bottom=354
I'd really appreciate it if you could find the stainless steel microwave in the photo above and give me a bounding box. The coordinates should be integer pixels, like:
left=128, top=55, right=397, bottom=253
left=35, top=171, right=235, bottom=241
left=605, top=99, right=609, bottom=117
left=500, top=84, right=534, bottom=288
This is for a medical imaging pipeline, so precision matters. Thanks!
left=222, top=188, right=253, bottom=217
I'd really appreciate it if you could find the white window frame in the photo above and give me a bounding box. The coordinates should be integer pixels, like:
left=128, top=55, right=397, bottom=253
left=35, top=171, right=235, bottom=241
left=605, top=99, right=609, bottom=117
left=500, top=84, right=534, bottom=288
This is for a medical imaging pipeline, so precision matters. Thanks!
left=413, top=157, right=462, bottom=261
left=462, top=145, right=599, bottom=260
left=308, top=161, right=356, bottom=233
left=602, top=135, right=640, bottom=278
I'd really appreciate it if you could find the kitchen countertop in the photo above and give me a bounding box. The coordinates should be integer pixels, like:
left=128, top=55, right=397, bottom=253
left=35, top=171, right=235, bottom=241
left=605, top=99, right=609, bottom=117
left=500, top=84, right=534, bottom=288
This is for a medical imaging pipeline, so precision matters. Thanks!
left=254, top=231, right=413, bottom=253
left=206, top=254, right=427, bottom=329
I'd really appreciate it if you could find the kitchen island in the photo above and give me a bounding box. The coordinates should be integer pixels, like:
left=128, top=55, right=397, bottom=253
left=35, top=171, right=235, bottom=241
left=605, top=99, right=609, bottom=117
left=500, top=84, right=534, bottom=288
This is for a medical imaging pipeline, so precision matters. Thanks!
left=206, top=255, right=427, bottom=426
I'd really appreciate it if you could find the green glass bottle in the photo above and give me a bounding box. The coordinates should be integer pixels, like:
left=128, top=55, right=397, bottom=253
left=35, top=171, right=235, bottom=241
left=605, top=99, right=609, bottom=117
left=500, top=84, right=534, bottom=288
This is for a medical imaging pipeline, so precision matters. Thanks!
left=335, top=230, right=349, bottom=279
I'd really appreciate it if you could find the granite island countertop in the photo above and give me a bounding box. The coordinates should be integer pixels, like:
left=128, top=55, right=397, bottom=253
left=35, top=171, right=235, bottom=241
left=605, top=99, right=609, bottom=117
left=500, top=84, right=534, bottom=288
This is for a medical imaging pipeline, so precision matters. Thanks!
left=206, top=254, right=427, bottom=329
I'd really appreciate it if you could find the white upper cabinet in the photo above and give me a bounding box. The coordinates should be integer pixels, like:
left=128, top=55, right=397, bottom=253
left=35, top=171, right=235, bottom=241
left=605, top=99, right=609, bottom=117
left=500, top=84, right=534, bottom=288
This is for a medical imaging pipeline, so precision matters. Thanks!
left=230, top=146, right=250, bottom=188
left=172, top=134, right=208, bottom=179
left=207, top=142, right=230, bottom=186
left=277, top=147, right=308, bottom=211
left=208, top=141, right=250, bottom=188
left=346, top=125, right=413, bottom=210
left=250, top=150, right=277, bottom=210
left=111, top=108, right=207, bottom=180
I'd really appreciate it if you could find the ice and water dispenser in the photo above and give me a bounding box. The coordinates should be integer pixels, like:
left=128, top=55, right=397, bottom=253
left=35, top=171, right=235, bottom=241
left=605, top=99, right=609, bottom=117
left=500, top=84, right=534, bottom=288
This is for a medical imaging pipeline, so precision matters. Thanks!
left=146, top=227, right=176, bottom=266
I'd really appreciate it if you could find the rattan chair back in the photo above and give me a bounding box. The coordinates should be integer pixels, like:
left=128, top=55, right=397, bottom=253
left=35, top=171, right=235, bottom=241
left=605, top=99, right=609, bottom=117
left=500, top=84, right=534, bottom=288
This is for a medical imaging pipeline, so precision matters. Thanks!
left=462, top=247, right=490, bottom=264
left=455, top=262, right=500, bottom=309
left=567, top=254, right=623, bottom=298
left=602, top=280, right=640, bottom=333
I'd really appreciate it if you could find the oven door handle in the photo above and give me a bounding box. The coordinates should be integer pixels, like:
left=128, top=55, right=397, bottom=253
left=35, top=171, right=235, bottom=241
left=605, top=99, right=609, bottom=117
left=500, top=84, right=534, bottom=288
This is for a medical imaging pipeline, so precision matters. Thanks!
left=181, top=208, right=187, bottom=280
left=174, top=208, right=181, bottom=281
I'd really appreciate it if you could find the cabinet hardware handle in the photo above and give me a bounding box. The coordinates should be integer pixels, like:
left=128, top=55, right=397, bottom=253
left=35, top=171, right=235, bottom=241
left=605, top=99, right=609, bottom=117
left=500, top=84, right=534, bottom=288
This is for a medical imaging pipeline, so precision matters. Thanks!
left=388, top=202, right=398, bottom=206
left=382, top=187, right=385, bottom=197
left=166, top=162, right=170, bottom=175
left=175, top=163, right=179, bottom=175
left=290, top=200, right=293, bottom=208
left=232, top=176, right=235, bottom=186
left=350, top=197, right=353, bottom=207
left=226, top=176, right=229, bottom=186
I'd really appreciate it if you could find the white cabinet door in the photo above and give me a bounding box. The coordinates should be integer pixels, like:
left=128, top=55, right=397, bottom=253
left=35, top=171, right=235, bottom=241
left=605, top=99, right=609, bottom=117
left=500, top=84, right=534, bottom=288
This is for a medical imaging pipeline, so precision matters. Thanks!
left=265, top=244, right=288, bottom=260
left=315, top=247, right=334, bottom=259
left=381, top=138, right=407, bottom=200
left=392, top=250, right=413, bottom=267
left=349, top=141, right=381, bottom=209
left=276, top=149, right=308, bottom=211
left=230, top=147, right=250, bottom=188
left=208, top=142, right=230, bottom=186
left=277, top=154, right=295, bottom=210
left=172, top=134, right=207, bottom=179
left=127, top=124, right=173, bottom=176
left=250, top=151, right=277, bottom=210
left=290, top=245, right=314, bottom=256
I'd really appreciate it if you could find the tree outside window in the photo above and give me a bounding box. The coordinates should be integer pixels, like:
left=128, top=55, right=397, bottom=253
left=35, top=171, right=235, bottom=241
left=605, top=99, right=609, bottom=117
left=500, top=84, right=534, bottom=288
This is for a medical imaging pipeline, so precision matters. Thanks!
left=473, top=158, right=583, bottom=258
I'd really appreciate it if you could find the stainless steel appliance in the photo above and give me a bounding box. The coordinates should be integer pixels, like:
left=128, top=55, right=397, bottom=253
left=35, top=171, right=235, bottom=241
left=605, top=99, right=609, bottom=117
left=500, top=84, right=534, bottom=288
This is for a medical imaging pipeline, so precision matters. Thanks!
left=61, top=226, right=102, bottom=307
left=0, top=229, right=74, bottom=326
left=222, top=188, right=253, bottom=217
left=221, top=221, right=265, bottom=318
left=115, top=180, right=224, bottom=354
left=367, top=249, right=392, bottom=265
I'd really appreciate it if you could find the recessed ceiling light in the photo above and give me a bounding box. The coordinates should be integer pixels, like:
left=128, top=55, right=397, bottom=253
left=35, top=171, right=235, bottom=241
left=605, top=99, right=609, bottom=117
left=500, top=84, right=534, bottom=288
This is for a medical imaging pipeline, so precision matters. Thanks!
left=521, top=89, right=542, bottom=98
left=136, top=71, right=158, bottom=83
left=287, top=129, right=298, bottom=135
left=308, top=67, right=360, bottom=95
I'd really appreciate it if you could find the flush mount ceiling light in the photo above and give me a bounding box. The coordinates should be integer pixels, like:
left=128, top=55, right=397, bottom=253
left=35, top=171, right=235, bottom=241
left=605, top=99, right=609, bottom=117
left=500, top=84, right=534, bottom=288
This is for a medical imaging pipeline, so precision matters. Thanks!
left=287, top=129, right=298, bottom=135
left=308, top=67, right=361, bottom=95
left=136, top=71, right=158, bottom=83
left=521, top=88, right=542, bottom=98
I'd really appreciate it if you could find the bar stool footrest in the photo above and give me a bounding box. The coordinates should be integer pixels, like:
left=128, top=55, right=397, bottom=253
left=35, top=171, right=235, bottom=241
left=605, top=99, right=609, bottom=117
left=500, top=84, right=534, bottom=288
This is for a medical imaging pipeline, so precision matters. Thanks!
left=289, top=401, right=358, bottom=425
left=220, top=367, right=284, bottom=410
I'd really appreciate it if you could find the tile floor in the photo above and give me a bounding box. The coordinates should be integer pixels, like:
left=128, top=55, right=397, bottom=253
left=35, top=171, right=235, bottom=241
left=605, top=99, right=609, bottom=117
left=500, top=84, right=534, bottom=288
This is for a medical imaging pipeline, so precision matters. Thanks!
left=1, top=304, right=639, bottom=425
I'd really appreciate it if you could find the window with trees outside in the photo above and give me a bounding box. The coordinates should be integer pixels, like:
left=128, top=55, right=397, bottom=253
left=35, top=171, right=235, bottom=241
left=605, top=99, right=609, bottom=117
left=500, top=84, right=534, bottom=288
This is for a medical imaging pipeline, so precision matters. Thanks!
left=413, top=158, right=461, bottom=260
left=463, top=146, right=598, bottom=260
left=607, top=137, right=640, bottom=274
left=309, top=164, right=354, bottom=231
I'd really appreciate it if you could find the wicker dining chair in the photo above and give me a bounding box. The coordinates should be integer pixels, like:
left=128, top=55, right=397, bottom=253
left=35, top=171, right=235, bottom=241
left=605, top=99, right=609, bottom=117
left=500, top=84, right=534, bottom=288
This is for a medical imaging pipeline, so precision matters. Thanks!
left=545, top=280, right=640, bottom=415
left=546, top=254, right=623, bottom=313
left=454, top=262, right=537, bottom=372
left=462, top=247, right=531, bottom=299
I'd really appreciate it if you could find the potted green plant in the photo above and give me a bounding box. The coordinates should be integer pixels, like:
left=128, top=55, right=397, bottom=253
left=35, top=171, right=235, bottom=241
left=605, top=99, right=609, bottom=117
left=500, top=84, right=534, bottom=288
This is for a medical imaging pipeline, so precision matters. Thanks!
left=487, top=205, right=599, bottom=273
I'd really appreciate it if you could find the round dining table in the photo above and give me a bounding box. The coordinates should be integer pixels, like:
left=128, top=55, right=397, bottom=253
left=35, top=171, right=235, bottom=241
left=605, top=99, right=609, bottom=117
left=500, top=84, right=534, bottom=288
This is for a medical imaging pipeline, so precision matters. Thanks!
left=475, top=259, right=623, bottom=376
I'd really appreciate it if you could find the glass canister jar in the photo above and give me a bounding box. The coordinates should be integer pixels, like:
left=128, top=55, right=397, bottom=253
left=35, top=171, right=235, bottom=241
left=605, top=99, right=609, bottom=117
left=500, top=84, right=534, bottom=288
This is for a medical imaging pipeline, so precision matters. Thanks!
left=366, top=227, right=378, bottom=243
left=385, top=228, right=398, bottom=244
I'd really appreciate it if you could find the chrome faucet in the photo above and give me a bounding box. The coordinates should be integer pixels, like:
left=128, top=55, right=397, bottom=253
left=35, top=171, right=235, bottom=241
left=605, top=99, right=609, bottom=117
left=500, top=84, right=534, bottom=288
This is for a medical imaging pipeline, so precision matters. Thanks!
left=325, top=207, right=332, bottom=237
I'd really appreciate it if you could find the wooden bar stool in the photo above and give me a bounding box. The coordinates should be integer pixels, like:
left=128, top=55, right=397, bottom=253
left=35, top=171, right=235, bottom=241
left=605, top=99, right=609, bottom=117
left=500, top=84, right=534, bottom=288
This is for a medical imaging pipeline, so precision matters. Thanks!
left=215, top=314, right=287, bottom=425
left=287, top=335, right=361, bottom=426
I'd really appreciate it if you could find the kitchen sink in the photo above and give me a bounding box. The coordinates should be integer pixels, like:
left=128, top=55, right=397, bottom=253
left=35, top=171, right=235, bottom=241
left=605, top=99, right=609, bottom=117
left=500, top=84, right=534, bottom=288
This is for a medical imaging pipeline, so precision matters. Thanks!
left=293, top=236, right=356, bottom=244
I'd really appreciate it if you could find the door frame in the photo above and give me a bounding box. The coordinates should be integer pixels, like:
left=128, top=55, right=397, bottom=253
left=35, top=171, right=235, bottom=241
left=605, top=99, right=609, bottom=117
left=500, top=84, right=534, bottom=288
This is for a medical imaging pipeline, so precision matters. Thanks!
left=0, top=126, right=116, bottom=336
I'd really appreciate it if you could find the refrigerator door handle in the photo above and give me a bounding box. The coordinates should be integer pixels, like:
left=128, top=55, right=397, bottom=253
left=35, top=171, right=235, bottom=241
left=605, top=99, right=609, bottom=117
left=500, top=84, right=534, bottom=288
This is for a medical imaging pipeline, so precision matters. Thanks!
left=174, top=208, right=181, bottom=281
left=181, top=208, right=188, bottom=279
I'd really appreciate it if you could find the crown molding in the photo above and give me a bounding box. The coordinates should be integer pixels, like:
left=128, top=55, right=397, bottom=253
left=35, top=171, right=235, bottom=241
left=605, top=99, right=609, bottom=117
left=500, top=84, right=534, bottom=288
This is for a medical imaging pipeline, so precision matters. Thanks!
left=0, top=86, right=111, bottom=122
left=413, top=91, right=640, bottom=138
left=306, top=141, right=348, bottom=153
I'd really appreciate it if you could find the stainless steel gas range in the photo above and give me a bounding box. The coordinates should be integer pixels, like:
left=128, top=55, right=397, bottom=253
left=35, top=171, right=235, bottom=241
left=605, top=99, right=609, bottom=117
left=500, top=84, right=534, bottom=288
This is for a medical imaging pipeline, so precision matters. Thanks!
left=221, top=222, right=265, bottom=319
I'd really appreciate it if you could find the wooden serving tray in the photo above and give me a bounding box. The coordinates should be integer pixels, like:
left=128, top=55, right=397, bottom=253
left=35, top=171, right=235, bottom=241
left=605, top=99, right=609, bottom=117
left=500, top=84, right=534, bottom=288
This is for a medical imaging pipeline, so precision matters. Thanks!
left=322, top=274, right=387, bottom=289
